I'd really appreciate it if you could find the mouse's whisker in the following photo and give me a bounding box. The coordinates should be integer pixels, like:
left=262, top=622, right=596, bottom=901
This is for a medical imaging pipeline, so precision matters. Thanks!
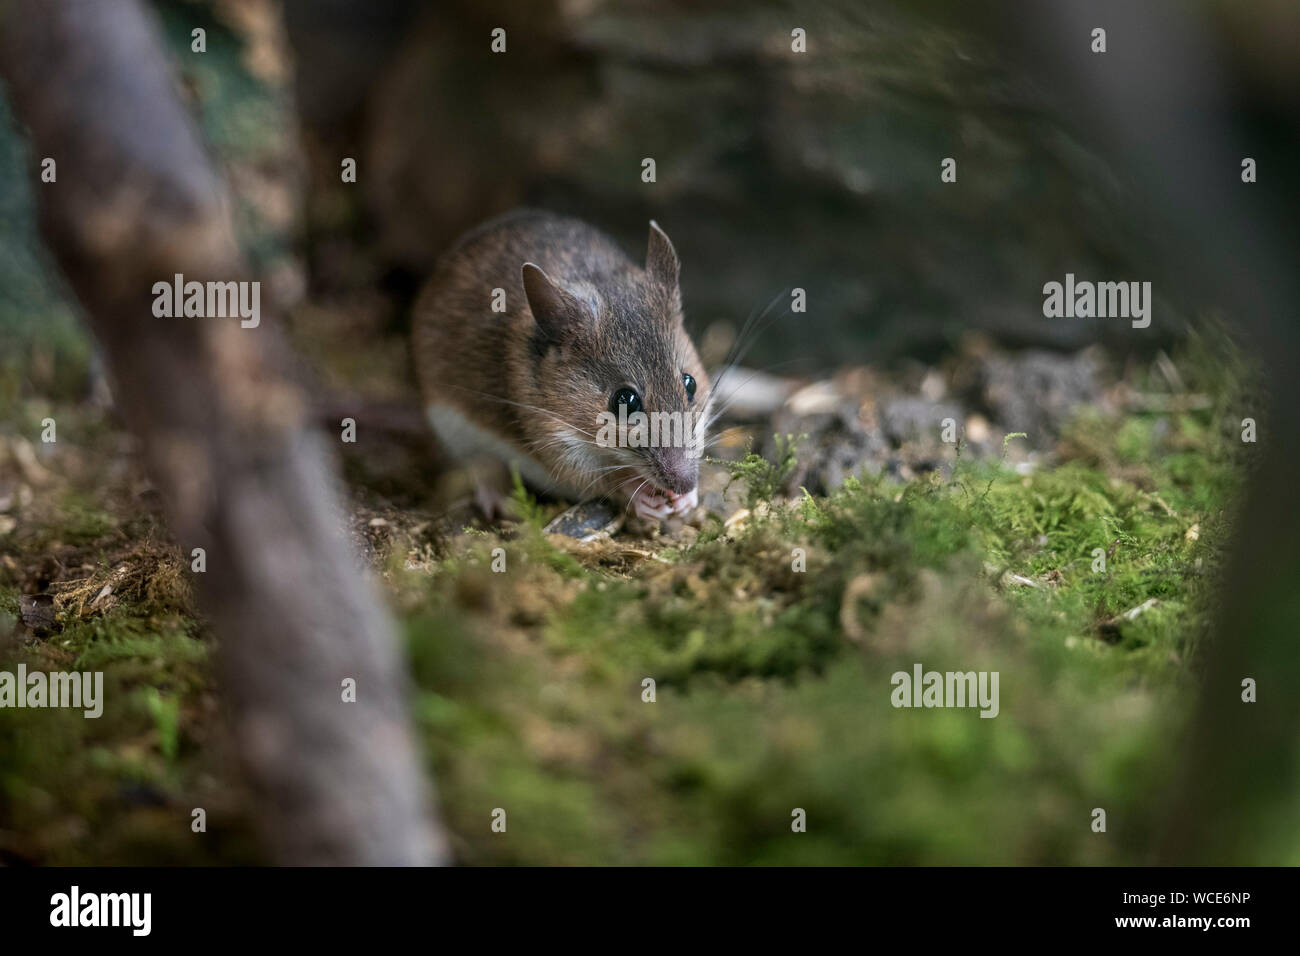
left=701, top=357, right=806, bottom=434
left=438, top=383, right=599, bottom=439
left=623, top=477, right=654, bottom=516
left=525, top=433, right=586, bottom=456
left=710, top=343, right=797, bottom=414
left=572, top=464, right=637, bottom=501
left=710, top=288, right=790, bottom=400
left=721, top=287, right=785, bottom=374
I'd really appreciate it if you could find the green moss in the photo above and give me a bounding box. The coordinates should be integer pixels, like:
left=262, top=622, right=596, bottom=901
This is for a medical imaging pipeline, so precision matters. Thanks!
left=391, top=356, right=1247, bottom=863
left=0, top=605, right=258, bottom=864
left=723, top=432, right=801, bottom=511
left=0, top=332, right=1272, bottom=864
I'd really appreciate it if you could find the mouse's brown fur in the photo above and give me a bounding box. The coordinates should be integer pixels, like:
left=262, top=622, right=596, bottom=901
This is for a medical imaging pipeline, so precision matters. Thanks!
left=412, top=209, right=711, bottom=515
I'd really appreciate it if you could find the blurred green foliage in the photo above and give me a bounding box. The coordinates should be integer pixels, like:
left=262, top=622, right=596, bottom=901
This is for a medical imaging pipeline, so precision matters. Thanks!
left=0, top=95, right=89, bottom=413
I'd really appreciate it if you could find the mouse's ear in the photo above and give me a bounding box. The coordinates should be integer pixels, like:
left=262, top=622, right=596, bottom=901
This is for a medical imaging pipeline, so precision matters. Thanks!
left=646, top=220, right=680, bottom=289
left=522, top=262, right=590, bottom=341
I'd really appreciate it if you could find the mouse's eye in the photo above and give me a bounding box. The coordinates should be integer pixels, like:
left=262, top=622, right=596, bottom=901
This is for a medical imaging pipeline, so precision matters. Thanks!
left=682, top=373, right=697, bottom=402
left=610, top=387, right=643, bottom=417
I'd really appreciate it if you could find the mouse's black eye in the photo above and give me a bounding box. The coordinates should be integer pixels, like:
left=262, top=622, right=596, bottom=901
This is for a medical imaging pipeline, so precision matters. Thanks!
left=610, top=387, right=643, bottom=416
left=682, top=373, right=697, bottom=402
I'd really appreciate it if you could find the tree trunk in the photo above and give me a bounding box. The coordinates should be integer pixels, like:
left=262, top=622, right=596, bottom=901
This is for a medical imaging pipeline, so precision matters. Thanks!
left=0, top=0, right=447, bottom=865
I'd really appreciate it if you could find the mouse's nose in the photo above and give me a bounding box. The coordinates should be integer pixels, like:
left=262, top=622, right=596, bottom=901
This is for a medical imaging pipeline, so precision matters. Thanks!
left=653, top=449, right=698, bottom=496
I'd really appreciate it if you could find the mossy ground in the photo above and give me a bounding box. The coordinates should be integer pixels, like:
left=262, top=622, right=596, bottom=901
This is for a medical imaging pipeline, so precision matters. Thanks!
left=0, top=333, right=1267, bottom=865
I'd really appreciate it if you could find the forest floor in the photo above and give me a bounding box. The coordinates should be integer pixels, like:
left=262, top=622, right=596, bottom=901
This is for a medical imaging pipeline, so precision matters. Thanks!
left=0, top=327, right=1260, bottom=864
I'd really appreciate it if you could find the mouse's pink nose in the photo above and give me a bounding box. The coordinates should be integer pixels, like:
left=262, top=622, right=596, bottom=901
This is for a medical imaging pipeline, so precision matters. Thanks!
left=653, top=450, right=698, bottom=496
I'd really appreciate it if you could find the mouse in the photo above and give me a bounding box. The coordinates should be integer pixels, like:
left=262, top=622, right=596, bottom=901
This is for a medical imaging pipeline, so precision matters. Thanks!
left=412, top=209, right=711, bottom=524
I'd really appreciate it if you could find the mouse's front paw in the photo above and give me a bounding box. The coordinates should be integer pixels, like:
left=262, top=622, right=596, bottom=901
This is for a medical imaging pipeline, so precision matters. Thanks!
left=629, top=485, right=697, bottom=523
left=668, top=487, right=698, bottom=516
left=631, top=487, right=674, bottom=522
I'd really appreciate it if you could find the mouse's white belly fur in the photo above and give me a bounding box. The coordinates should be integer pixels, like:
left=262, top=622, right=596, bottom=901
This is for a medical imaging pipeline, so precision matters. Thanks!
left=426, top=403, right=567, bottom=495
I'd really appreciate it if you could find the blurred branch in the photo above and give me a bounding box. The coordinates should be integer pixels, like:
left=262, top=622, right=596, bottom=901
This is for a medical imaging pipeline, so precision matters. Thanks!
left=0, top=0, right=447, bottom=864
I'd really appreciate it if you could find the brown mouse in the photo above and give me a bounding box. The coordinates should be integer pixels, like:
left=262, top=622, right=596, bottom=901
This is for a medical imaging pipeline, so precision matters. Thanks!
left=412, top=210, right=711, bottom=523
